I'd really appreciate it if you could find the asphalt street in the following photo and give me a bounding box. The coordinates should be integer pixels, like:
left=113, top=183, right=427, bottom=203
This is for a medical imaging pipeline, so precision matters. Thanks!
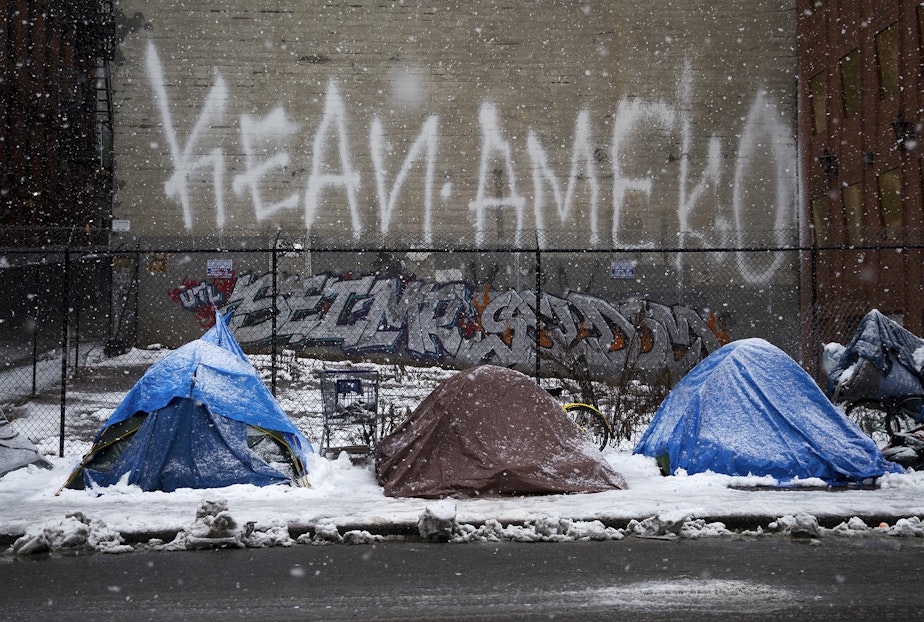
left=2, top=536, right=923, bottom=621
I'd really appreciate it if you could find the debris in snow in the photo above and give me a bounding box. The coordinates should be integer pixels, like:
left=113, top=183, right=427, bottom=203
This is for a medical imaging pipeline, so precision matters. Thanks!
left=884, top=516, right=924, bottom=537
left=831, top=516, right=924, bottom=538
left=678, top=518, right=732, bottom=539
left=153, top=496, right=246, bottom=550
left=829, top=516, right=872, bottom=536
left=300, top=521, right=343, bottom=544
left=341, top=529, right=384, bottom=545
left=185, top=496, right=246, bottom=549
left=451, top=516, right=624, bottom=543
left=768, top=513, right=821, bottom=539
left=244, top=519, right=295, bottom=548
left=10, top=511, right=133, bottom=555
left=623, top=513, right=731, bottom=540
left=626, top=511, right=690, bottom=539
left=295, top=521, right=382, bottom=545
left=418, top=501, right=457, bottom=542
left=150, top=496, right=295, bottom=551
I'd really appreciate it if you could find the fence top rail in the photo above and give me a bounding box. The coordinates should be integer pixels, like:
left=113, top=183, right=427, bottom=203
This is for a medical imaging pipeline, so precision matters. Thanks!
left=4, top=243, right=924, bottom=255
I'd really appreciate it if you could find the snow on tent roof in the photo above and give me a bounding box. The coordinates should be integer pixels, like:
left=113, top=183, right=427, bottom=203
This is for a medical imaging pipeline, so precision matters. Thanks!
left=61, top=311, right=312, bottom=492
left=0, top=412, right=51, bottom=478
left=100, top=311, right=302, bottom=436
left=375, top=365, right=627, bottom=498
left=633, top=338, right=903, bottom=485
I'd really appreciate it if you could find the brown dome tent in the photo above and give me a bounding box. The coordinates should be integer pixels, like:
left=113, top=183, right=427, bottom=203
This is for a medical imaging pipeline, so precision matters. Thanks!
left=375, top=365, right=627, bottom=498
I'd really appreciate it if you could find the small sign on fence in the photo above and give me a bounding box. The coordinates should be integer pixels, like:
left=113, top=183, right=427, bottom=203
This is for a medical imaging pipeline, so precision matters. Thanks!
left=609, top=261, right=636, bottom=279
left=206, top=258, right=233, bottom=280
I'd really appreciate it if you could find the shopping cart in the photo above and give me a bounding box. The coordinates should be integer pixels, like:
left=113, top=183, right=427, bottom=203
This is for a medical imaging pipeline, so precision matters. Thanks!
left=319, top=369, right=379, bottom=458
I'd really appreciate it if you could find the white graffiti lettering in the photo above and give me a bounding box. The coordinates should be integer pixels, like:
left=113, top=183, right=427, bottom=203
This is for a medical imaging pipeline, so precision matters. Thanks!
left=371, top=115, right=439, bottom=243
left=147, top=41, right=228, bottom=229
left=141, top=42, right=796, bottom=283
left=528, top=109, right=600, bottom=248
left=304, top=82, right=362, bottom=238
left=676, top=60, right=724, bottom=254
left=733, top=89, right=796, bottom=283
left=468, top=102, right=528, bottom=246
left=610, top=99, right=676, bottom=248
left=233, top=107, right=301, bottom=220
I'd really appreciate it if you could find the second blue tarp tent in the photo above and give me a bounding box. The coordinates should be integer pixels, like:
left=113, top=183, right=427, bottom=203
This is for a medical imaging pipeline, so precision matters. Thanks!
left=634, top=338, right=902, bottom=485
left=62, top=312, right=312, bottom=492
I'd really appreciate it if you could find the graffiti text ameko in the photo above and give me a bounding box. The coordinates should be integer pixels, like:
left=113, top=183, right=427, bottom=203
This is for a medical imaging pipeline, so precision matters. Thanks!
left=221, top=271, right=729, bottom=381
left=144, top=40, right=795, bottom=284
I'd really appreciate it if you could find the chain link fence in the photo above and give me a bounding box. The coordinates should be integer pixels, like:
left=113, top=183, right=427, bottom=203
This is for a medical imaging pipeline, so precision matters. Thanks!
left=0, top=238, right=899, bottom=459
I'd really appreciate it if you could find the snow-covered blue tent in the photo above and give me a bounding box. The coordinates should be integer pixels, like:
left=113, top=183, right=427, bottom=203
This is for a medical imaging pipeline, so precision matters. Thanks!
left=62, top=312, right=312, bottom=492
left=634, top=338, right=902, bottom=485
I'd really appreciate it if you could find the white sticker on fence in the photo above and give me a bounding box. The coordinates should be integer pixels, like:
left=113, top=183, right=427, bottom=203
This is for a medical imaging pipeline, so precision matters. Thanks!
left=610, top=261, right=636, bottom=279
left=206, top=258, right=233, bottom=279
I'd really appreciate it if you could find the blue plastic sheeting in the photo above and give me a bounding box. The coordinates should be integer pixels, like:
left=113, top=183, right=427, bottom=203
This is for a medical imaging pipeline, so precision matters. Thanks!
left=634, top=338, right=903, bottom=484
left=102, top=312, right=303, bottom=438
left=200, top=307, right=250, bottom=362
left=83, top=397, right=291, bottom=492
left=76, top=311, right=311, bottom=490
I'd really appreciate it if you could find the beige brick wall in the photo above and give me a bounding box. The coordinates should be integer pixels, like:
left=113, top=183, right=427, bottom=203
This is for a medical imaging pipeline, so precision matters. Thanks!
left=112, top=0, right=798, bottom=252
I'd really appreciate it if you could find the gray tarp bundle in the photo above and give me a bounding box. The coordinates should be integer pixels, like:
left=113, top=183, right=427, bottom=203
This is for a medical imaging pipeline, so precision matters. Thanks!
left=826, top=309, right=924, bottom=403
left=376, top=365, right=627, bottom=498
left=0, top=413, right=51, bottom=478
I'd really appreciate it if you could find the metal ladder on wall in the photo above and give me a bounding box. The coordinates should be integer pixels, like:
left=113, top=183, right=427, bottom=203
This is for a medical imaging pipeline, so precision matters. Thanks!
left=93, top=0, right=116, bottom=230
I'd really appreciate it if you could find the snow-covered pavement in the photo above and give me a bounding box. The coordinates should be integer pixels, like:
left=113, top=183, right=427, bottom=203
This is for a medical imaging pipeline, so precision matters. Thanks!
left=4, top=448, right=924, bottom=555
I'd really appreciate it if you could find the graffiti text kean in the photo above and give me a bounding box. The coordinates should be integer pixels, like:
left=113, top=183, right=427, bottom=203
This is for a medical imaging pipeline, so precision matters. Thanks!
left=145, top=41, right=796, bottom=284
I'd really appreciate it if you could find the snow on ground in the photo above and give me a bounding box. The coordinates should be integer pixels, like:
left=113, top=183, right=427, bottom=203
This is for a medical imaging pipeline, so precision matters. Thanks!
left=4, top=448, right=924, bottom=555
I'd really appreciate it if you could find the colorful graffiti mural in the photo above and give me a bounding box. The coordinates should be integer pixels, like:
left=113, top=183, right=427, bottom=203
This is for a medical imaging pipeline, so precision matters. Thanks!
left=168, top=273, right=237, bottom=328
left=170, top=270, right=730, bottom=381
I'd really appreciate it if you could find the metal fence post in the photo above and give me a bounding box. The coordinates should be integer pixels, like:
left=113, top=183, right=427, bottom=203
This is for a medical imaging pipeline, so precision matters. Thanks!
left=271, top=232, right=279, bottom=396
left=534, top=241, right=542, bottom=384
left=59, top=245, right=70, bottom=457
left=810, top=240, right=819, bottom=378
left=72, top=253, right=81, bottom=377
left=31, top=264, right=38, bottom=397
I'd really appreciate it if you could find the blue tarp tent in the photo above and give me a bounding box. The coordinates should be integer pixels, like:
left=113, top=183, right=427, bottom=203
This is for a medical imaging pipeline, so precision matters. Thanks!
left=62, top=312, right=312, bottom=492
left=634, top=338, right=902, bottom=485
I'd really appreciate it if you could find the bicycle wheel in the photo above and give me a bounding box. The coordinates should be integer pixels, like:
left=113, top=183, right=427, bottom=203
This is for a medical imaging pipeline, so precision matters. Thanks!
left=885, top=396, right=924, bottom=437
left=844, top=400, right=890, bottom=445
left=562, top=403, right=611, bottom=451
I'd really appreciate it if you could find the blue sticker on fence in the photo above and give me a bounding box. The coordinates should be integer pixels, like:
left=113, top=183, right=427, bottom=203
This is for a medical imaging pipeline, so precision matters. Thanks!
left=336, top=379, right=363, bottom=394
left=610, top=261, right=636, bottom=279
